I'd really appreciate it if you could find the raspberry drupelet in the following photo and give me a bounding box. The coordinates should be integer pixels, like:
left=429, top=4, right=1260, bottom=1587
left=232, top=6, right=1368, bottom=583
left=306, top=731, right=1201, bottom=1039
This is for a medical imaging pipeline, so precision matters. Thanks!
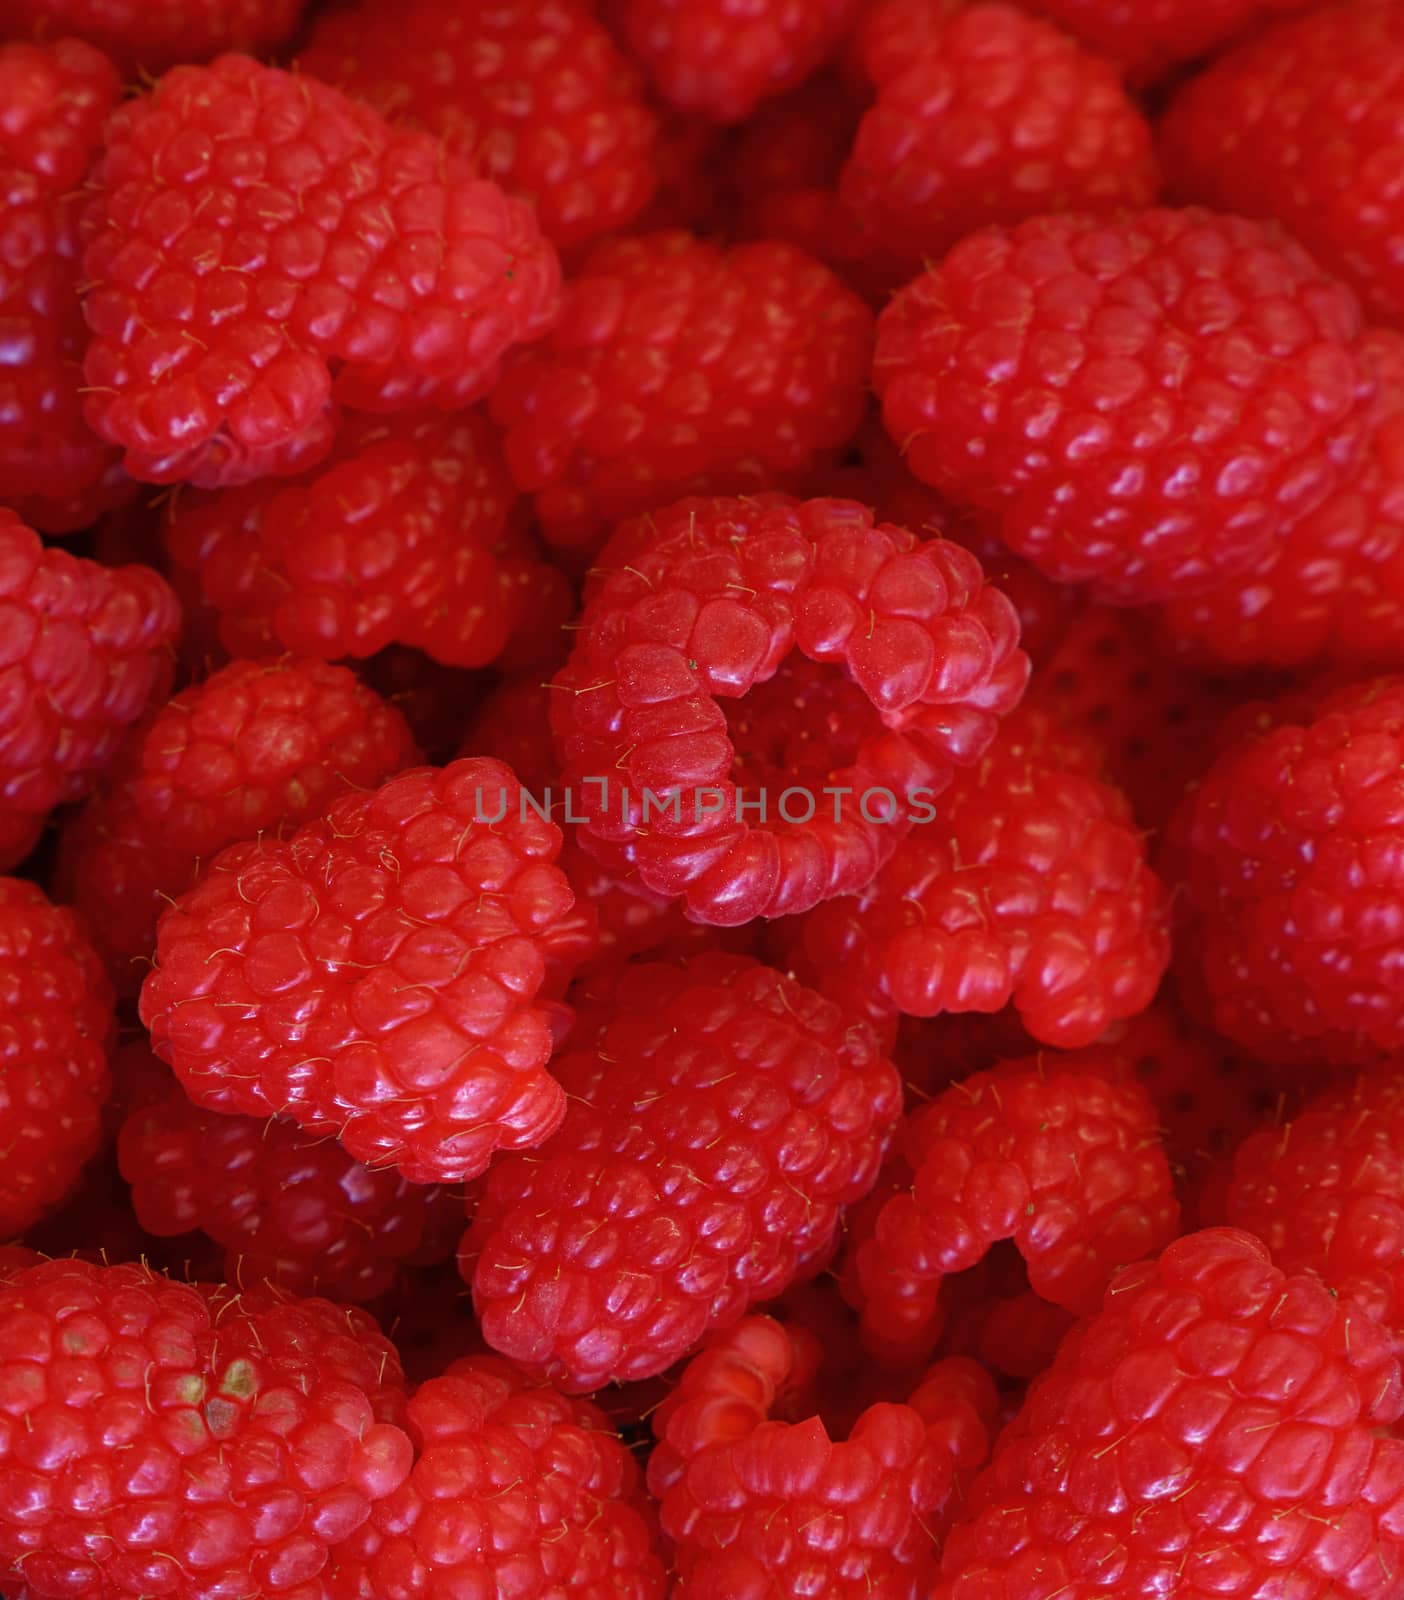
left=328, top=1355, right=665, bottom=1600
left=648, top=1317, right=999, bottom=1600
left=932, top=1229, right=1404, bottom=1600
left=874, top=208, right=1376, bottom=605
left=0, top=0, right=307, bottom=73
left=81, top=55, right=560, bottom=489
left=489, top=232, right=874, bottom=557
left=59, top=656, right=420, bottom=989
left=553, top=494, right=1028, bottom=926
left=460, top=953, right=902, bottom=1391
left=0, top=508, right=181, bottom=871
left=139, top=756, right=582, bottom=1184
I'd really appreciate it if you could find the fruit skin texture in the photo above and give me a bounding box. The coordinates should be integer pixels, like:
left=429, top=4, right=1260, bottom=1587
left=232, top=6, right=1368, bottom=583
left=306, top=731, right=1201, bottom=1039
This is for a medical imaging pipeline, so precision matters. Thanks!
left=0, top=508, right=181, bottom=871
left=0, top=0, right=306, bottom=73
left=0, top=878, right=113, bottom=1238
left=461, top=953, right=903, bottom=1392
left=139, top=756, right=579, bottom=1184
left=1183, top=676, right=1404, bottom=1067
left=932, top=1229, right=1404, bottom=1600
left=648, top=1317, right=998, bottom=1600
left=0, top=1258, right=413, bottom=1600
left=1161, top=0, right=1404, bottom=325
left=329, top=1355, right=665, bottom=1600
left=59, top=656, right=420, bottom=989
left=787, top=702, right=1170, bottom=1046
left=621, top=0, right=861, bottom=123
left=300, top=0, right=658, bottom=250
left=847, top=1056, right=1178, bottom=1365
left=489, top=232, right=874, bottom=556
left=81, top=55, right=560, bottom=489
left=874, top=208, right=1374, bottom=605
left=840, top=5, right=1159, bottom=270
left=553, top=494, right=1028, bottom=926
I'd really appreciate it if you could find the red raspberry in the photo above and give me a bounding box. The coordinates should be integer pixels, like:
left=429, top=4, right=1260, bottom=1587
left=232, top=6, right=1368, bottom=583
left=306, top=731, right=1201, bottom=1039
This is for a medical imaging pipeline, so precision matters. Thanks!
left=329, top=1355, right=664, bottom=1600
left=874, top=209, right=1375, bottom=605
left=460, top=953, right=902, bottom=1390
left=59, top=656, right=419, bottom=990
left=788, top=702, right=1170, bottom=1046
left=81, top=56, right=560, bottom=489
left=461, top=676, right=561, bottom=797
left=0, top=38, right=131, bottom=535
left=856, top=0, right=972, bottom=85
left=0, top=1258, right=413, bottom=1600
left=301, top=0, right=659, bottom=251
left=620, top=0, right=861, bottom=123
left=1162, top=1, right=1404, bottom=325
left=648, top=1317, right=998, bottom=1600
left=159, top=410, right=565, bottom=669
left=553, top=494, right=1028, bottom=925
left=117, top=1051, right=460, bottom=1303
left=0, top=508, right=180, bottom=871
left=1182, top=675, right=1404, bottom=1067
left=139, top=756, right=580, bottom=1184
left=933, top=1229, right=1404, bottom=1600
left=840, top=5, right=1158, bottom=272
left=0, top=0, right=306, bottom=72
left=0, top=878, right=112, bottom=1237
left=846, top=1056, right=1178, bottom=1364
left=489, top=232, right=874, bottom=556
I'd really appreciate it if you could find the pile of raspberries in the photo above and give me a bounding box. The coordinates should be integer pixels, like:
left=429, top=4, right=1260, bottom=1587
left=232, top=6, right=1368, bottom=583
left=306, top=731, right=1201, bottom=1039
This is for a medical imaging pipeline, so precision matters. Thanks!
left=12, top=0, right=1404, bottom=1596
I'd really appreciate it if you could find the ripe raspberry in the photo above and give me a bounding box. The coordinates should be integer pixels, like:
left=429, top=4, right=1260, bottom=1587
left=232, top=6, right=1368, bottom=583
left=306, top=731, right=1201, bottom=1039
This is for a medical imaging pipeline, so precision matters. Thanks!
left=1182, top=675, right=1404, bottom=1067
left=489, top=232, right=874, bottom=556
left=553, top=494, right=1028, bottom=925
left=620, top=0, right=861, bottom=123
left=846, top=1056, right=1178, bottom=1364
left=650, top=1318, right=997, bottom=1600
left=0, top=878, right=112, bottom=1237
left=788, top=702, right=1170, bottom=1045
left=301, top=0, right=658, bottom=250
left=0, top=508, right=180, bottom=871
left=139, top=756, right=581, bottom=1184
left=839, top=6, right=1158, bottom=272
left=159, top=409, right=566, bottom=669
left=460, top=953, right=902, bottom=1391
left=855, top=0, right=972, bottom=85
left=934, top=1229, right=1404, bottom=1600
left=0, top=0, right=306, bottom=72
left=329, top=1355, right=664, bottom=1600
left=1162, top=1, right=1404, bottom=325
left=81, top=56, right=560, bottom=489
left=0, top=1257, right=412, bottom=1600
left=59, top=656, right=419, bottom=989
left=874, top=209, right=1375, bottom=605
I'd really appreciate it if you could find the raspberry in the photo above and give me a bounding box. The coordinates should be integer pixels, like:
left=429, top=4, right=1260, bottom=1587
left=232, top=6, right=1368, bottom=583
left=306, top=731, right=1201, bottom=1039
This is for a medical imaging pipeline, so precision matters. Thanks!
left=460, top=953, right=902, bottom=1391
left=81, top=56, right=560, bottom=489
left=0, top=0, right=306, bottom=72
left=0, top=878, right=112, bottom=1237
left=788, top=702, right=1171, bottom=1045
left=0, top=508, right=180, bottom=871
left=489, top=232, right=874, bottom=556
left=0, top=1258, right=412, bottom=1600
left=553, top=494, right=1028, bottom=925
left=461, top=676, right=561, bottom=797
left=874, top=209, right=1375, bottom=605
left=300, top=0, right=659, bottom=250
left=59, top=656, right=420, bottom=990
left=329, top=1355, right=665, bottom=1600
left=1182, top=675, right=1404, bottom=1067
left=855, top=0, right=973, bottom=85
left=0, top=38, right=131, bottom=535
left=839, top=5, right=1158, bottom=272
left=934, top=1229, right=1404, bottom=1600
left=139, top=756, right=580, bottom=1184
left=620, top=0, right=861, bottom=123
left=846, top=1056, right=1178, bottom=1364
left=1161, top=0, right=1404, bottom=325
left=159, top=409, right=565, bottom=668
